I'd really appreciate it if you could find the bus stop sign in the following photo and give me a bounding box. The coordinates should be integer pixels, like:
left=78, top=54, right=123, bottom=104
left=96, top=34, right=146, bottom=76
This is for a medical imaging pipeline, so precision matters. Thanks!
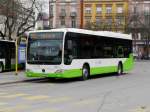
left=18, top=45, right=26, bottom=64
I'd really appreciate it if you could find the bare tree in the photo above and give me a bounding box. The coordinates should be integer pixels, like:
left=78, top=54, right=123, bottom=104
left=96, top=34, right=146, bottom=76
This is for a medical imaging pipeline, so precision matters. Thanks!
left=0, top=0, right=45, bottom=40
left=125, top=2, right=150, bottom=59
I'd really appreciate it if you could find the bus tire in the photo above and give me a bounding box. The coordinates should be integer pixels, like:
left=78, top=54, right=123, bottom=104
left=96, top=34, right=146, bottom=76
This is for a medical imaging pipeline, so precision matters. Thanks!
left=0, top=62, right=4, bottom=73
left=81, top=65, right=90, bottom=81
left=117, top=62, right=123, bottom=75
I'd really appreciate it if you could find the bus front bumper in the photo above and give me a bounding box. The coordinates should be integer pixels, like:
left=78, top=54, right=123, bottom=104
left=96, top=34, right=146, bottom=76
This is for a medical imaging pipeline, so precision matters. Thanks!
left=25, top=71, right=65, bottom=78
left=25, top=69, right=82, bottom=78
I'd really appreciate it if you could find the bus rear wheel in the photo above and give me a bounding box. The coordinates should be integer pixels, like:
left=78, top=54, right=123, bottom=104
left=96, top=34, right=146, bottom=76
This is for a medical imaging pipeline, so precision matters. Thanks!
left=0, top=63, right=4, bottom=73
left=117, top=63, right=123, bottom=75
left=81, top=65, right=90, bottom=80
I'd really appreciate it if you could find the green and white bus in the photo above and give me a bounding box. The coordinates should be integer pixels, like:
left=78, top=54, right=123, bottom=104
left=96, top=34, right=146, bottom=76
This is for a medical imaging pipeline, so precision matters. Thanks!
left=26, top=28, right=133, bottom=80
left=0, top=40, right=16, bottom=72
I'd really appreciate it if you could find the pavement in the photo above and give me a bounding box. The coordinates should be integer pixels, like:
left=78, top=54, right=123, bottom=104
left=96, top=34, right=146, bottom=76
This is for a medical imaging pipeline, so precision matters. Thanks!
left=0, top=71, right=40, bottom=85
left=0, top=61, right=150, bottom=112
left=0, top=71, right=23, bottom=83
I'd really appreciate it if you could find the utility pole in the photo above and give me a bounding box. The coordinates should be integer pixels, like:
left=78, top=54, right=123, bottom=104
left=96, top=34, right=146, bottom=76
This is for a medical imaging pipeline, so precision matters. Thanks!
left=144, top=6, right=150, bottom=59
left=132, top=0, right=138, bottom=59
left=80, top=0, right=83, bottom=29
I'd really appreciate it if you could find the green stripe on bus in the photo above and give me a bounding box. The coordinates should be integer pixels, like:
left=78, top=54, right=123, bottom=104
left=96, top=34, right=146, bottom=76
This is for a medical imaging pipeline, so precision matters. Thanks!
left=90, top=66, right=117, bottom=75
left=26, top=69, right=82, bottom=78
left=26, top=66, right=116, bottom=78
left=123, top=53, right=134, bottom=71
left=26, top=53, right=134, bottom=78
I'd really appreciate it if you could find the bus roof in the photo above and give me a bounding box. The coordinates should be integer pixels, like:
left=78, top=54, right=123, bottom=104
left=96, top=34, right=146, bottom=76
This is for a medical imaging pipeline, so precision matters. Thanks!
left=28, top=28, right=132, bottom=40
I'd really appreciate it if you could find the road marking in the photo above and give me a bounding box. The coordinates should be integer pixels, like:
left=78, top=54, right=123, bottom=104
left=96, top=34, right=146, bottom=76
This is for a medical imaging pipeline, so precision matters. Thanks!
left=0, top=104, right=29, bottom=112
left=1, top=93, right=28, bottom=98
left=130, top=106, right=149, bottom=112
left=47, top=96, right=71, bottom=104
left=75, top=98, right=98, bottom=106
left=0, top=92, right=7, bottom=95
left=0, top=102, right=8, bottom=106
left=33, top=108, right=59, bottom=112
left=24, top=95, right=49, bottom=100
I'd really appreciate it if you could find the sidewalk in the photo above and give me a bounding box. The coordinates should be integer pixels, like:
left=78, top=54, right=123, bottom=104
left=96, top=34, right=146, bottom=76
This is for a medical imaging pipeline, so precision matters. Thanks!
left=0, top=71, right=34, bottom=84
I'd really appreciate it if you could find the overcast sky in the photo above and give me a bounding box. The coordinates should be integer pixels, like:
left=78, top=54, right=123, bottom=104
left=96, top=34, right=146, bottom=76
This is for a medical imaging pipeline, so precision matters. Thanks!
left=21, top=0, right=49, bottom=14
left=37, top=0, right=49, bottom=13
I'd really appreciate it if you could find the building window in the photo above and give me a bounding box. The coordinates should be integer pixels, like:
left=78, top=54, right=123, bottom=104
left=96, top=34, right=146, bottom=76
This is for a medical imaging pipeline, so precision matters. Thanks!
left=60, top=4, right=66, bottom=11
left=61, top=17, right=65, bottom=26
left=85, top=17, right=91, bottom=23
left=61, top=0, right=66, bottom=2
left=49, top=5, right=53, bottom=17
left=115, top=18, right=121, bottom=25
left=71, top=18, right=76, bottom=28
left=71, top=4, right=76, bottom=12
left=59, top=4, right=66, bottom=17
left=49, top=19, right=53, bottom=28
left=144, top=6, right=149, bottom=14
left=116, top=17, right=124, bottom=26
left=96, top=18, right=101, bottom=24
left=71, top=0, right=76, bottom=2
left=49, top=5, right=53, bottom=13
left=85, top=7, right=91, bottom=14
left=117, top=7, right=123, bottom=13
left=144, top=6, right=150, bottom=25
left=106, top=18, right=112, bottom=25
left=106, top=6, right=112, bottom=14
left=96, top=7, right=102, bottom=14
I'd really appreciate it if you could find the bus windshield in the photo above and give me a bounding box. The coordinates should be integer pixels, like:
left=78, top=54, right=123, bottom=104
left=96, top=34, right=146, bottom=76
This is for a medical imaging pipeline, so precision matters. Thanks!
left=27, top=32, right=63, bottom=65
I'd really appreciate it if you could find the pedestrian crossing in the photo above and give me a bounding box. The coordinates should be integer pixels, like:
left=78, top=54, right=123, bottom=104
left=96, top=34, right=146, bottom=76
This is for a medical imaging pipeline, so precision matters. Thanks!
left=0, top=102, right=8, bottom=106
left=1, top=93, right=28, bottom=98
left=24, top=95, right=49, bottom=100
left=0, top=92, right=60, bottom=112
left=0, top=91, right=103, bottom=112
left=2, top=91, right=146, bottom=112
left=129, top=106, right=150, bottom=112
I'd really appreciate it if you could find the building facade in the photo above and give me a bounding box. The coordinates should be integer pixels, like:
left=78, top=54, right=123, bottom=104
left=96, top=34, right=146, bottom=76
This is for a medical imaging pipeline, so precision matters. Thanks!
left=82, top=0, right=129, bottom=32
left=128, top=0, right=150, bottom=59
left=35, top=12, right=49, bottom=30
left=49, top=0, right=81, bottom=29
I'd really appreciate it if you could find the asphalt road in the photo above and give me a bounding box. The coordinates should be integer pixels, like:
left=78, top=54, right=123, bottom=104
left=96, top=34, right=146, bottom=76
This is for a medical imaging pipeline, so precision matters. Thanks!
left=0, top=61, right=150, bottom=112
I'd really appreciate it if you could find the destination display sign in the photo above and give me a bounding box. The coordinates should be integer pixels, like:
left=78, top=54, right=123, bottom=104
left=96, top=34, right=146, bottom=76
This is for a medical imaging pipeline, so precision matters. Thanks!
left=29, top=32, right=64, bottom=39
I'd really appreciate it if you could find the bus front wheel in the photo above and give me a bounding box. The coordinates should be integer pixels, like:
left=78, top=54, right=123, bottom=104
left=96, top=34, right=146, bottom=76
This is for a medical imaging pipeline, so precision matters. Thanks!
left=82, top=65, right=90, bottom=80
left=0, top=63, right=4, bottom=73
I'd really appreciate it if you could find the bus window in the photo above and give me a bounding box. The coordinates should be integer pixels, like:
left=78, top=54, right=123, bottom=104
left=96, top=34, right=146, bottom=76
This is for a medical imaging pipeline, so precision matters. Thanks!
left=117, top=46, right=124, bottom=58
left=0, top=45, right=4, bottom=58
left=0, top=51, right=1, bottom=56
left=93, top=37, right=103, bottom=58
left=103, top=46, right=113, bottom=58
left=64, top=33, right=74, bottom=65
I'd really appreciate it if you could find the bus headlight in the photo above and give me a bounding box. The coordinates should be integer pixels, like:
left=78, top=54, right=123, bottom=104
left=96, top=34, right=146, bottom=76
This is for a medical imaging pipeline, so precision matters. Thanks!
left=55, top=69, right=65, bottom=73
